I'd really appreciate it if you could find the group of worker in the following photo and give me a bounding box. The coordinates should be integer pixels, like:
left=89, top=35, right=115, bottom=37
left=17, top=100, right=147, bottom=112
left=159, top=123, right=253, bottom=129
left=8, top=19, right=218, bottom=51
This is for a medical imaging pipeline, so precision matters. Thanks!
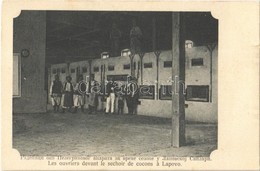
left=49, top=74, right=139, bottom=115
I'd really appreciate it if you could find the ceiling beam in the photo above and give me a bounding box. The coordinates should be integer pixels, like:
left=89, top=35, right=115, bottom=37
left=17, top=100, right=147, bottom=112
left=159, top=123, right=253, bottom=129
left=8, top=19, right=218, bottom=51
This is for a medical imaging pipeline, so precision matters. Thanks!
left=47, top=18, right=95, bottom=30
left=47, top=24, right=71, bottom=33
left=46, top=28, right=101, bottom=44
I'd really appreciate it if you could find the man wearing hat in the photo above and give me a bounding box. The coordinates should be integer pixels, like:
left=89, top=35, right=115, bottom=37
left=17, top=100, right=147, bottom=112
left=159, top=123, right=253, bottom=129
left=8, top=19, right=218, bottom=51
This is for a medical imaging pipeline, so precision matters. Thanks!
left=62, top=75, right=74, bottom=112
left=49, top=74, right=63, bottom=112
left=125, top=76, right=139, bottom=115
left=73, top=74, right=86, bottom=113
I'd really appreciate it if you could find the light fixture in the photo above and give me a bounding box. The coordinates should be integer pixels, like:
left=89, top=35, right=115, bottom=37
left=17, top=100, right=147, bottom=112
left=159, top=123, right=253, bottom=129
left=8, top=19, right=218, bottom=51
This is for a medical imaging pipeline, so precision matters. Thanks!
left=121, top=49, right=131, bottom=57
left=101, top=52, right=109, bottom=59
left=185, top=40, right=194, bottom=48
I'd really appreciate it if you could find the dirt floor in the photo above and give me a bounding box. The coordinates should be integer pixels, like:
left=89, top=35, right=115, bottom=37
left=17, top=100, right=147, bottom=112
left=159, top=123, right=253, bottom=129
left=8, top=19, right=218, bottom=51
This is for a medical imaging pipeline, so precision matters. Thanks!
left=13, top=111, right=217, bottom=157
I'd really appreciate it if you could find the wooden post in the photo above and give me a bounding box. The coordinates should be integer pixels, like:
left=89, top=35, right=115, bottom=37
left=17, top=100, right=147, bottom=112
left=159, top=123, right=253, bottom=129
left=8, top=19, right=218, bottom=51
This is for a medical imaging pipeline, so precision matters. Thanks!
left=171, top=12, right=186, bottom=147
left=154, top=51, right=161, bottom=100
left=103, top=64, right=106, bottom=95
left=137, top=61, right=140, bottom=84
left=138, top=52, right=145, bottom=85
left=88, top=59, right=92, bottom=93
left=129, top=54, right=135, bottom=77
left=101, top=65, right=103, bottom=87
left=207, top=43, right=216, bottom=103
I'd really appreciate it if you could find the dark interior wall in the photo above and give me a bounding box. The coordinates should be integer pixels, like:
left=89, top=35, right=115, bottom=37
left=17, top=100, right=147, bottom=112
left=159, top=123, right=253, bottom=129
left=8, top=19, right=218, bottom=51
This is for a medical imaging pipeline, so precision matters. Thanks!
left=13, top=11, right=47, bottom=113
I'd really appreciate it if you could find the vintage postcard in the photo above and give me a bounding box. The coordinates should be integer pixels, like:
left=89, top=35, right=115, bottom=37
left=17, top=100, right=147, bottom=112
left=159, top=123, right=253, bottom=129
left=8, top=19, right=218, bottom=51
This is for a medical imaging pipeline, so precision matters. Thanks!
left=1, top=0, right=259, bottom=170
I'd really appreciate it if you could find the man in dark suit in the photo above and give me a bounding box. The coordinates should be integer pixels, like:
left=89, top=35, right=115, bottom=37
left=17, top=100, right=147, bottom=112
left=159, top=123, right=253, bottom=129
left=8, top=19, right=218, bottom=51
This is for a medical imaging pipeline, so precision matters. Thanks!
left=125, top=76, right=139, bottom=115
left=49, top=74, right=63, bottom=112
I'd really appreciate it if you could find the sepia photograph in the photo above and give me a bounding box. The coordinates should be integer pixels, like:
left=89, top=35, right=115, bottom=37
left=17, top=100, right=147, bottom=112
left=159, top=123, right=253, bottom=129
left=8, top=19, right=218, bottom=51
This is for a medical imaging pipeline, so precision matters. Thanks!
left=12, top=10, right=218, bottom=157
left=2, top=1, right=259, bottom=170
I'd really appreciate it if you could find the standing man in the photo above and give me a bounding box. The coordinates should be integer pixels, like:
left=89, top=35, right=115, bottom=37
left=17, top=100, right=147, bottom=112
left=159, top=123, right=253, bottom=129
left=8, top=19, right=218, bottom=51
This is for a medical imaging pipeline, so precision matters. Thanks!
left=110, top=23, right=122, bottom=57
left=125, top=76, right=139, bottom=115
left=130, top=19, right=143, bottom=55
left=62, top=76, right=74, bottom=113
left=49, top=74, right=63, bottom=112
left=117, top=94, right=125, bottom=115
left=73, top=74, right=86, bottom=113
left=105, top=77, right=115, bottom=114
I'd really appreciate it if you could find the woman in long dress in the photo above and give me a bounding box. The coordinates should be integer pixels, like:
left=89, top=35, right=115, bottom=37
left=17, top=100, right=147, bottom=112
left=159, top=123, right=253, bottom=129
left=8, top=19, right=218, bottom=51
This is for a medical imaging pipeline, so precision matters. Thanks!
left=88, top=76, right=98, bottom=114
left=62, top=76, right=74, bottom=112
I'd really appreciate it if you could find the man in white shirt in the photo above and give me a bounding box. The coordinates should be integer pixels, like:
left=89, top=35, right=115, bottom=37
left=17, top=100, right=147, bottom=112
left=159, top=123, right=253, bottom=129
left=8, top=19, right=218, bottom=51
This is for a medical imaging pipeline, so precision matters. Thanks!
left=105, top=77, right=116, bottom=114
